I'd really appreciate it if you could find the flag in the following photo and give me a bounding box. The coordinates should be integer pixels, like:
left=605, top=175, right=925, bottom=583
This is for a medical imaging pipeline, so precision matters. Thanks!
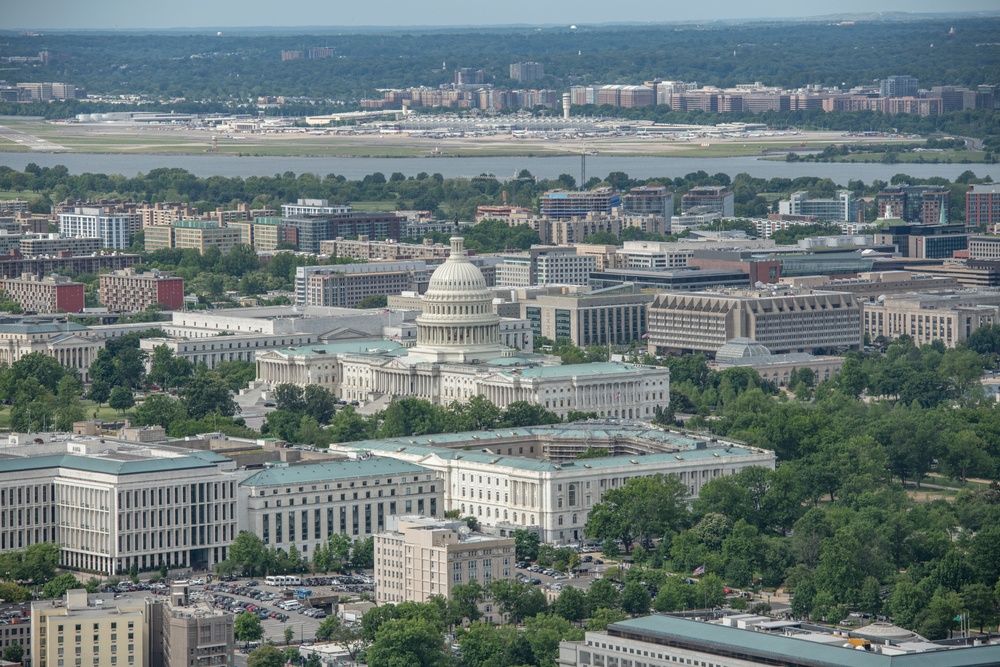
left=954, top=614, right=965, bottom=622
left=692, top=564, right=705, bottom=576
left=641, top=333, right=649, bottom=339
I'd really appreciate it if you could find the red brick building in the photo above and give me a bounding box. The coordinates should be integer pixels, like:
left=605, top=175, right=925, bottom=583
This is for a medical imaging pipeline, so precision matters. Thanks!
left=968, top=184, right=1000, bottom=230
left=0, top=273, right=85, bottom=313
left=98, top=268, right=184, bottom=312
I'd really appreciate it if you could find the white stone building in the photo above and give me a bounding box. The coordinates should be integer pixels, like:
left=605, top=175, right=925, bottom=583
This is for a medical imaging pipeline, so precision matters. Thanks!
left=256, top=238, right=671, bottom=421
left=327, top=423, right=775, bottom=544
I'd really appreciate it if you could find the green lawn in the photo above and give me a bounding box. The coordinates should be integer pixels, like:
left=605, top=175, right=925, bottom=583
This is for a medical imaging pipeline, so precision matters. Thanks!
left=0, top=401, right=123, bottom=430
left=350, top=200, right=400, bottom=212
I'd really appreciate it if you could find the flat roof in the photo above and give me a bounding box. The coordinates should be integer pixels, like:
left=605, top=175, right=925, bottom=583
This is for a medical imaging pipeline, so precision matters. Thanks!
left=605, top=615, right=1000, bottom=667
left=0, top=453, right=222, bottom=476
left=240, top=457, right=430, bottom=487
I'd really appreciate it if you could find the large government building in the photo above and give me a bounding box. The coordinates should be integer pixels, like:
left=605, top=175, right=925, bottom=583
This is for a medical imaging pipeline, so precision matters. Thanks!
left=257, top=237, right=671, bottom=420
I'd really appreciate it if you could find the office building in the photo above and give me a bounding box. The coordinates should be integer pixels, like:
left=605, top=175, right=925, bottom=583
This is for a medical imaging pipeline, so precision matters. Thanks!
left=558, top=614, right=1000, bottom=667
left=327, top=422, right=774, bottom=544
left=301, top=262, right=429, bottom=308
left=967, top=184, right=1000, bottom=229
left=281, top=213, right=402, bottom=254
left=969, top=236, right=1000, bottom=260
left=280, top=199, right=351, bottom=218
left=863, top=290, right=1000, bottom=348
left=0, top=200, right=30, bottom=215
left=521, top=284, right=653, bottom=347
left=779, top=271, right=959, bottom=300
left=239, top=457, right=443, bottom=561
left=0, top=433, right=239, bottom=575
left=99, top=268, right=184, bottom=313
left=0, top=273, right=85, bottom=313
left=589, top=268, right=751, bottom=291
left=258, top=238, right=671, bottom=423
left=779, top=190, right=862, bottom=223
left=881, top=75, right=920, bottom=98
left=18, top=235, right=103, bottom=256
left=319, top=237, right=452, bottom=261
left=159, top=582, right=234, bottom=667
left=375, top=516, right=514, bottom=614
left=510, top=62, right=544, bottom=83
left=647, top=288, right=864, bottom=356
left=681, top=187, right=735, bottom=218
left=0, top=251, right=141, bottom=280
left=873, top=223, right=968, bottom=258
left=497, top=247, right=597, bottom=287
left=143, top=220, right=244, bottom=256
left=57, top=207, right=133, bottom=250
left=541, top=188, right=621, bottom=219
left=32, top=589, right=152, bottom=667
left=227, top=218, right=284, bottom=252
left=618, top=242, right=693, bottom=269
left=876, top=186, right=950, bottom=224
left=622, top=186, right=674, bottom=223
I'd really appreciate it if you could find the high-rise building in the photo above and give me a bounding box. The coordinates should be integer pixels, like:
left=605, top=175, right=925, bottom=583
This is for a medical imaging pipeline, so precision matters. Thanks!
left=144, top=220, right=244, bottom=255
left=680, top=186, right=735, bottom=218
left=880, top=75, right=919, bottom=98
left=520, top=283, right=653, bottom=347
left=623, top=186, right=674, bottom=223
left=454, top=68, right=485, bottom=86
left=57, top=206, right=133, bottom=249
left=873, top=223, right=968, bottom=258
left=967, top=183, right=1000, bottom=229
left=497, top=247, right=597, bottom=287
left=0, top=273, right=85, bottom=313
left=647, top=288, right=864, bottom=356
left=294, top=261, right=427, bottom=305
left=375, top=516, right=514, bottom=614
left=510, top=62, right=544, bottom=83
left=99, top=267, right=185, bottom=312
left=779, top=190, right=862, bottom=223
left=541, top=188, right=621, bottom=219
left=877, top=185, right=950, bottom=224
left=281, top=213, right=402, bottom=253
left=159, top=582, right=235, bottom=667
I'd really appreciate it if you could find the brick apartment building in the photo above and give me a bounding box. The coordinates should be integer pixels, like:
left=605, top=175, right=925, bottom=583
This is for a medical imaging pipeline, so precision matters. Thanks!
left=0, top=273, right=85, bottom=313
left=99, top=268, right=184, bottom=312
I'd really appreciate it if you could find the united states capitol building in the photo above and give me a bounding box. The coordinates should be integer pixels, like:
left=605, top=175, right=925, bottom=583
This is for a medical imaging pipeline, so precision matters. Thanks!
left=256, top=237, right=671, bottom=419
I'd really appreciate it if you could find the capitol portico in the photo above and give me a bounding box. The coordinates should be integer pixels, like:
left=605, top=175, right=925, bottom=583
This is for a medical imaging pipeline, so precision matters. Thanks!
left=256, top=237, right=670, bottom=420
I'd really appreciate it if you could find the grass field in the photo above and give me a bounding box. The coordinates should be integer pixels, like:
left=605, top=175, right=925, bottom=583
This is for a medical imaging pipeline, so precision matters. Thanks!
left=0, top=401, right=122, bottom=429
left=764, top=149, right=988, bottom=164
left=350, top=200, right=400, bottom=212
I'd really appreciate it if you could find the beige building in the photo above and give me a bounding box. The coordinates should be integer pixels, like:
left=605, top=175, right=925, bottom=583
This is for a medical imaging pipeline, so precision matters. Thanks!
left=497, top=247, right=597, bottom=287
left=506, top=211, right=666, bottom=246
left=18, top=235, right=103, bottom=256
left=32, top=589, right=151, bottom=667
left=863, top=291, right=1000, bottom=348
left=319, top=236, right=453, bottom=261
left=145, top=221, right=243, bottom=255
left=968, top=236, right=1000, bottom=260
left=227, top=219, right=283, bottom=251
left=647, top=288, right=864, bottom=356
left=712, top=337, right=845, bottom=387
left=779, top=271, right=960, bottom=300
left=375, top=515, right=514, bottom=618
left=0, top=317, right=103, bottom=381
left=521, top=283, right=653, bottom=347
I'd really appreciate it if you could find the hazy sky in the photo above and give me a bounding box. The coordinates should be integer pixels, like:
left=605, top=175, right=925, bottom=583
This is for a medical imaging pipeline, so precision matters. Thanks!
left=4, top=0, right=999, bottom=30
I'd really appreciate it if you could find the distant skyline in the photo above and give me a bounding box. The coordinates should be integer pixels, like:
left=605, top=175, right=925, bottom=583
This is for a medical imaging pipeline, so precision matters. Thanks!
left=4, top=0, right=999, bottom=30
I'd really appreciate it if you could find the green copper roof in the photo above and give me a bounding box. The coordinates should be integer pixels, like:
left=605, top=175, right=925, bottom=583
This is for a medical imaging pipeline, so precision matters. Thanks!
left=507, top=362, right=665, bottom=379
left=606, top=615, right=1000, bottom=667
left=0, top=454, right=219, bottom=476
left=240, top=457, right=430, bottom=487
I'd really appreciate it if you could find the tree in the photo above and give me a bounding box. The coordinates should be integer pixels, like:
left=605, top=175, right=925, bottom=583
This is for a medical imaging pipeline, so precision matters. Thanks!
left=488, top=579, right=548, bottom=623
left=183, top=370, right=238, bottom=419
left=583, top=608, right=625, bottom=633
left=234, top=612, right=264, bottom=647
left=586, top=579, right=621, bottom=614
left=229, top=532, right=269, bottom=577
left=366, top=617, right=447, bottom=667
left=0, top=582, right=31, bottom=603
left=524, top=614, right=584, bottom=667
left=42, top=573, right=82, bottom=599
left=449, top=580, right=484, bottom=625
left=246, top=643, right=284, bottom=667
left=351, top=536, right=375, bottom=569
left=356, top=294, right=388, bottom=309
left=316, top=616, right=367, bottom=659
left=585, top=474, right=689, bottom=552
left=2, top=643, right=23, bottom=664
left=108, top=386, right=135, bottom=416
left=87, top=379, right=111, bottom=407
left=552, top=585, right=587, bottom=623
left=274, top=384, right=306, bottom=413
left=148, top=344, right=194, bottom=390
left=500, top=401, right=561, bottom=427
left=620, top=581, right=652, bottom=615
left=284, top=626, right=294, bottom=645
left=514, top=529, right=541, bottom=562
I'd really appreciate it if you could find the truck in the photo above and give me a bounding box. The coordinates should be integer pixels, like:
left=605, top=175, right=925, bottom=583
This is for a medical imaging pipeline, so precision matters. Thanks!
left=296, top=588, right=313, bottom=600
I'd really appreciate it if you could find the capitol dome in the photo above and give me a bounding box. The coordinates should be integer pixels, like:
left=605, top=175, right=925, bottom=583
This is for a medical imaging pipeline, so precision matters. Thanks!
left=715, top=337, right=772, bottom=364
left=408, top=237, right=503, bottom=364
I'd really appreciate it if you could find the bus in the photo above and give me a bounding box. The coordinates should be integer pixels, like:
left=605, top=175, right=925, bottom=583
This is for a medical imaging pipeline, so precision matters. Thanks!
left=265, top=576, right=285, bottom=586
left=285, top=576, right=301, bottom=586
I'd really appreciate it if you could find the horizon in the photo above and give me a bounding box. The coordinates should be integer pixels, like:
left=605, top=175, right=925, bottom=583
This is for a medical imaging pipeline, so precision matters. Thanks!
left=4, top=1, right=999, bottom=31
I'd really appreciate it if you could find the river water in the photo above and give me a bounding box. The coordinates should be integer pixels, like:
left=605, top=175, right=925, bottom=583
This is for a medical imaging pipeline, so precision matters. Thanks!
left=1, top=151, right=998, bottom=183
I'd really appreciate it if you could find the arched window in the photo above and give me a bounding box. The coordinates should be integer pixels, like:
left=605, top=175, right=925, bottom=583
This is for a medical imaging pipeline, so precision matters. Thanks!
left=568, top=484, right=577, bottom=507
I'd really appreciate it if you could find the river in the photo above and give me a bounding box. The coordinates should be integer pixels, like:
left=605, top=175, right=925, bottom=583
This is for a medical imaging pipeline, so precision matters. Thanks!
left=1, top=151, right=998, bottom=183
